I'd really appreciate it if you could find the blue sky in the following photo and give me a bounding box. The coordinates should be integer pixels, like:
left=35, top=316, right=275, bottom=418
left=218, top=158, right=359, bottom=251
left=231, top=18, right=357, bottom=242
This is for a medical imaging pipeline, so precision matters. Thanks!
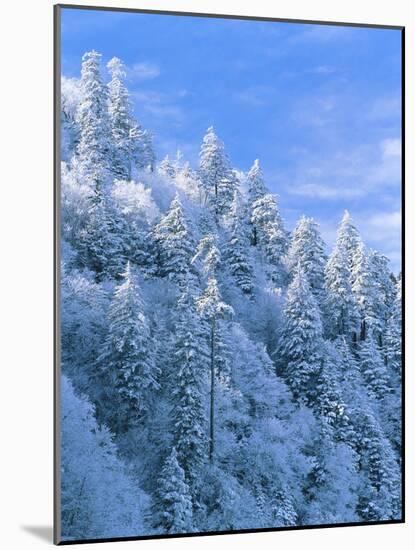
left=61, top=7, right=402, bottom=271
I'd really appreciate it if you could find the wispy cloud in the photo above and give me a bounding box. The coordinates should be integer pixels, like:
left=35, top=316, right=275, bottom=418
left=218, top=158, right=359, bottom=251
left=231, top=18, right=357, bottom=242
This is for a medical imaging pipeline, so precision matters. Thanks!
left=232, top=86, right=276, bottom=107
left=367, top=94, right=401, bottom=121
left=286, top=137, right=401, bottom=200
left=128, top=61, right=160, bottom=81
left=131, top=90, right=184, bottom=123
left=307, top=65, right=337, bottom=75
left=290, top=24, right=354, bottom=45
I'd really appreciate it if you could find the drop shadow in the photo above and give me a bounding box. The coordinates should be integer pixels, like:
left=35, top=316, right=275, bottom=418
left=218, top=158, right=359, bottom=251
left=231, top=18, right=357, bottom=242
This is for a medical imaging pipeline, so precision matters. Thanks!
left=21, top=525, right=53, bottom=543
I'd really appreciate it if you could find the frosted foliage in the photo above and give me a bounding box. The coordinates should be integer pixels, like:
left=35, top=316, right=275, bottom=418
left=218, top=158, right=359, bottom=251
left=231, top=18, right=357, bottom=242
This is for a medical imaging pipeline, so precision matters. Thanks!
left=111, top=179, right=160, bottom=224
left=59, top=49, right=402, bottom=541
left=60, top=376, right=149, bottom=540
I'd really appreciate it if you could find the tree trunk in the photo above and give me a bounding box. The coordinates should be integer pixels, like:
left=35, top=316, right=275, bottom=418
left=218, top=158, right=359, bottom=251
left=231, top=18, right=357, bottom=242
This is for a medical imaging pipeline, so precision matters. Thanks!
left=209, top=317, right=216, bottom=462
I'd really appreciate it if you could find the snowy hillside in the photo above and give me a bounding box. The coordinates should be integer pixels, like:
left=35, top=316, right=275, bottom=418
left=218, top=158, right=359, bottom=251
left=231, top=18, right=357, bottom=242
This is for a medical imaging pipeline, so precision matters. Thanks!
left=59, top=51, right=402, bottom=540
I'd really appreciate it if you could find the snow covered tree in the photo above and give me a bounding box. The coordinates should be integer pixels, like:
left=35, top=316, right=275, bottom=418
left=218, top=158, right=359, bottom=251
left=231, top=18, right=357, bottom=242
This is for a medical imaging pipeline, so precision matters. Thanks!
left=192, top=233, right=221, bottom=278
left=76, top=191, right=125, bottom=281
left=61, top=376, right=149, bottom=540
left=246, top=159, right=267, bottom=246
left=152, top=195, right=197, bottom=283
left=351, top=241, right=377, bottom=341
left=286, top=216, right=327, bottom=305
left=76, top=50, right=111, bottom=187
left=107, top=57, right=155, bottom=177
left=278, top=267, right=323, bottom=405
left=152, top=447, right=193, bottom=533
left=337, top=210, right=362, bottom=276
left=158, top=155, right=176, bottom=178
left=223, top=194, right=254, bottom=294
left=358, top=332, right=390, bottom=401
left=369, top=250, right=396, bottom=347
left=199, top=127, right=237, bottom=219
left=354, top=411, right=401, bottom=521
left=61, top=76, right=81, bottom=161
left=171, top=287, right=208, bottom=486
left=324, top=227, right=359, bottom=341
left=385, top=277, right=402, bottom=380
left=251, top=193, right=288, bottom=285
left=97, top=263, right=159, bottom=432
left=107, top=57, right=132, bottom=179
left=197, top=278, right=234, bottom=461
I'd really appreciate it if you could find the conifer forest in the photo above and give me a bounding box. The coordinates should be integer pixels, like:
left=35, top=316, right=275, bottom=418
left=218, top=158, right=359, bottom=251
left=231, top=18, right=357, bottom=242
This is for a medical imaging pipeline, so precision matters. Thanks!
left=59, top=50, right=402, bottom=541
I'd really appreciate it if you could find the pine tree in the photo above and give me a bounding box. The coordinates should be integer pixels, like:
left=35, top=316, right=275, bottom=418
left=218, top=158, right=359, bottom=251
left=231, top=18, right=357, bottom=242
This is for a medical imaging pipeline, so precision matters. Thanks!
left=354, top=411, right=401, bottom=521
left=197, top=278, right=234, bottom=461
left=359, top=332, right=390, bottom=401
left=76, top=190, right=124, bottom=281
left=158, top=155, right=176, bottom=178
left=192, top=233, right=221, bottom=278
left=251, top=193, right=289, bottom=285
left=152, top=195, right=197, bottom=283
left=351, top=241, right=377, bottom=341
left=369, top=250, right=396, bottom=347
left=385, top=277, right=402, bottom=381
left=286, top=216, right=327, bottom=305
left=152, top=447, right=193, bottom=533
left=246, top=159, right=268, bottom=246
left=107, top=57, right=132, bottom=179
left=324, top=227, right=359, bottom=340
left=76, top=50, right=111, bottom=187
left=198, top=127, right=237, bottom=218
left=223, top=194, right=254, bottom=294
left=97, top=263, right=160, bottom=432
left=337, top=210, right=362, bottom=276
left=171, top=286, right=208, bottom=486
left=107, top=57, right=155, bottom=177
left=278, top=267, right=323, bottom=405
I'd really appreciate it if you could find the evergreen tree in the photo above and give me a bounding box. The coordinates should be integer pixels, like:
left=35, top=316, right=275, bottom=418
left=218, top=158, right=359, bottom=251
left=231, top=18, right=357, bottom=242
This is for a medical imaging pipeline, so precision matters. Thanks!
left=76, top=190, right=124, bottom=281
left=76, top=50, right=111, bottom=187
left=158, top=155, right=176, bottom=178
left=171, top=287, right=208, bottom=486
left=223, top=194, right=254, bottom=294
left=107, top=57, right=155, bottom=177
left=197, top=278, right=234, bottom=461
left=278, top=267, right=323, bottom=405
left=354, top=411, right=401, bottom=521
left=358, top=332, right=390, bottom=401
left=152, top=195, right=196, bottom=283
left=192, top=233, right=221, bottom=278
left=369, top=250, right=396, bottom=347
left=351, top=241, right=377, bottom=341
left=199, top=127, right=237, bottom=218
left=97, top=263, right=159, bottom=432
left=107, top=57, right=132, bottom=179
left=337, top=210, right=362, bottom=276
left=251, top=193, right=289, bottom=285
left=385, top=277, right=402, bottom=381
left=286, top=216, right=327, bottom=305
left=152, top=447, right=193, bottom=533
left=324, top=225, right=359, bottom=340
left=246, top=159, right=267, bottom=246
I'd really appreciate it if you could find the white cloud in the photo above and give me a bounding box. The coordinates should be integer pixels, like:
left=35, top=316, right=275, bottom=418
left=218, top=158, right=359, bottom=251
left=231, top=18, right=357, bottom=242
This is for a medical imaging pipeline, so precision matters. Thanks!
left=366, top=210, right=401, bottom=230
left=128, top=62, right=160, bottom=81
left=290, top=24, right=353, bottom=45
left=368, top=95, right=401, bottom=121
left=130, top=90, right=185, bottom=124
left=382, top=138, right=401, bottom=158
left=286, top=137, right=401, bottom=201
left=308, top=65, right=336, bottom=75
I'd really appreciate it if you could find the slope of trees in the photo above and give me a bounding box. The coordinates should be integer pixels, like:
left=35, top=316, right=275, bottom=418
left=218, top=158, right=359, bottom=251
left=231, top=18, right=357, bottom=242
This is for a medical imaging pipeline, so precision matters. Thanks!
left=59, top=50, right=402, bottom=541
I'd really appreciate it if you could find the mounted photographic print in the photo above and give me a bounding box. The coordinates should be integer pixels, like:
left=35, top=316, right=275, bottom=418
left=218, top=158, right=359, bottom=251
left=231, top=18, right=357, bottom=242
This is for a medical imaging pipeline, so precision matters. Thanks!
left=54, top=4, right=404, bottom=545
